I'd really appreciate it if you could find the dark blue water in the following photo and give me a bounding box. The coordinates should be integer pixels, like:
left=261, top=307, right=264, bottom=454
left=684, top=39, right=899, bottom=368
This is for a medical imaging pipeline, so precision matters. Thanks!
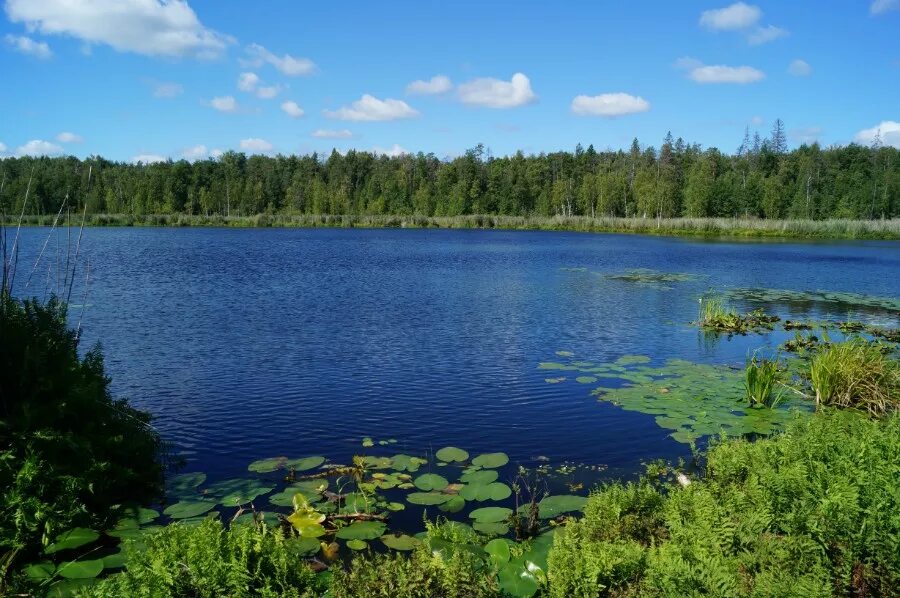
left=11, top=227, right=900, bottom=484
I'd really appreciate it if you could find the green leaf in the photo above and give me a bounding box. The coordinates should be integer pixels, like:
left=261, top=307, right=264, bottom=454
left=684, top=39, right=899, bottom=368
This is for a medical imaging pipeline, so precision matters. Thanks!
left=167, top=472, right=206, bottom=495
left=473, top=521, right=510, bottom=536
left=101, top=550, right=127, bottom=570
left=293, top=536, right=321, bottom=556
left=56, top=558, right=104, bottom=579
left=391, top=454, right=427, bottom=472
left=45, top=528, right=99, bottom=554
left=407, top=492, right=453, bottom=505
left=436, top=447, right=469, bottom=462
left=471, top=452, right=509, bottom=468
left=537, top=495, right=588, bottom=519
left=163, top=500, right=216, bottom=519
left=346, top=539, right=367, bottom=550
left=335, top=521, right=386, bottom=540
left=414, top=473, right=449, bottom=491
left=285, top=456, right=326, bottom=471
left=381, top=534, right=421, bottom=551
left=484, top=539, right=511, bottom=568
left=247, top=457, right=286, bottom=473
left=469, top=507, right=512, bottom=523
left=460, top=469, right=498, bottom=484
left=438, top=496, right=466, bottom=513
left=23, top=562, right=54, bottom=580
left=498, top=560, right=540, bottom=597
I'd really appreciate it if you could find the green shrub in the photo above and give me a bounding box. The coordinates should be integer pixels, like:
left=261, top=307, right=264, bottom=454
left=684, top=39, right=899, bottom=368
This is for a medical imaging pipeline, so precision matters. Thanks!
left=0, top=294, right=164, bottom=553
left=548, top=411, right=900, bottom=596
left=809, top=340, right=899, bottom=416
left=83, top=519, right=326, bottom=597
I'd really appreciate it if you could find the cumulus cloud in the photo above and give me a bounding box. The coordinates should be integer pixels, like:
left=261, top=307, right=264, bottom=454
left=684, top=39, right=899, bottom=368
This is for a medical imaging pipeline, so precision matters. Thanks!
left=281, top=100, right=304, bottom=118
left=871, top=0, right=900, bottom=14
left=182, top=144, right=208, bottom=161
left=457, top=73, right=536, bottom=108
left=406, top=75, right=453, bottom=95
left=210, top=95, right=238, bottom=112
left=372, top=144, right=408, bottom=157
left=571, top=93, right=650, bottom=117
left=210, top=148, right=224, bottom=158
left=256, top=85, right=280, bottom=99
left=854, top=121, right=900, bottom=148
left=16, top=139, right=63, bottom=156
left=237, top=72, right=260, bottom=92
left=4, top=34, right=52, bottom=59
left=239, top=138, right=274, bottom=152
left=324, top=94, right=419, bottom=121
left=699, top=2, right=761, bottom=30
left=747, top=25, right=788, bottom=45
left=0, top=142, right=7, bottom=153
left=4, top=0, right=231, bottom=58
left=788, top=59, right=812, bottom=76
left=311, top=129, right=353, bottom=139
left=676, top=58, right=764, bottom=84
left=152, top=81, right=183, bottom=98
left=131, top=154, right=168, bottom=164
left=242, top=43, right=315, bottom=76
left=56, top=132, right=83, bottom=143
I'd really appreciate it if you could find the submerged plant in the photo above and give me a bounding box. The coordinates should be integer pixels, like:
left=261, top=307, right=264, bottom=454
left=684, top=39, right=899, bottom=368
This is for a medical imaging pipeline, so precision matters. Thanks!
left=809, top=340, right=899, bottom=416
left=744, top=355, right=783, bottom=408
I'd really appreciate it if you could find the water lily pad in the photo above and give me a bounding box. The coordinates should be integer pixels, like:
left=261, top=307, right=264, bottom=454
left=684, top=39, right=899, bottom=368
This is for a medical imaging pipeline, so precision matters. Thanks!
left=537, top=495, right=587, bottom=518
left=45, top=528, right=99, bottom=554
left=346, top=539, right=367, bottom=551
left=471, top=453, right=509, bottom=468
left=616, top=355, right=651, bottom=365
left=575, top=376, right=598, bottom=383
left=24, top=562, right=55, bottom=580
left=56, top=559, right=104, bottom=579
left=285, top=456, right=326, bottom=471
left=335, top=521, right=387, bottom=540
left=484, top=539, right=512, bottom=568
left=407, top=492, right=453, bottom=506
left=436, top=447, right=469, bottom=462
left=391, top=454, right=427, bottom=472
left=386, top=502, right=406, bottom=512
left=460, top=482, right=512, bottom=502
left=381, top=534, right=421, bottom=551
left=292, top=536, right=321, bottom=556
left=362, top=456, right=392, bottom=469
left=498, top=560, right=540, bottom=597
left=460, top=470, right=498, bottom=485
left=362, top=437, right=374, bottom=448
left=163, top=500, right=216, bottom=519
left=47, top=578, right=97, bottom=597
left=473, top=521, right=510, bottom=536
left=438, top=495, right=466, bottom=513
left=168, top=472, right=206, bottom=495
left=469, top=507, right=512, bottom=523
left=212, top=480, right=274, bottom=507
left=414, top=473, right=449, bottom=491
left=101, top=550, right=127, bottom=570
left=247, top=457, right=286, bottom=473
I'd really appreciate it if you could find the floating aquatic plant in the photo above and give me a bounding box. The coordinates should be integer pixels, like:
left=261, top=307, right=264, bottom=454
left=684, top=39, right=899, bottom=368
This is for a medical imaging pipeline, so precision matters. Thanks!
left=604, top=268, right=700, bottom=290
left=727, top=287, right=900, bottom=315
left=435, top=446, right=469, bottom=462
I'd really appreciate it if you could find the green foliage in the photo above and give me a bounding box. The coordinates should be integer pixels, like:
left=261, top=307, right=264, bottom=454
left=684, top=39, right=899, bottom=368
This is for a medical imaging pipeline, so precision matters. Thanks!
left=82, top=519, right=326, bottom=597
left=810, top=340, right=899, bottom=416
left=744, top=356, right=783, bottom=408
left=0, top=294, right=163, bottom=554
left=547, top=410, right=900, bottom=596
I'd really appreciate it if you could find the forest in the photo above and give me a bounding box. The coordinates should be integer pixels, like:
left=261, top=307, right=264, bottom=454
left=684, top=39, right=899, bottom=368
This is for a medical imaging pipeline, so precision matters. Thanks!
left=0, top=122, right=897, bottom=221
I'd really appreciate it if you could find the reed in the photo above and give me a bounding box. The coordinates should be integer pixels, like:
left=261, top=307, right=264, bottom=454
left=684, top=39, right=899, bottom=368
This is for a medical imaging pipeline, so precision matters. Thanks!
left=809, top=340, right=899, bottom=416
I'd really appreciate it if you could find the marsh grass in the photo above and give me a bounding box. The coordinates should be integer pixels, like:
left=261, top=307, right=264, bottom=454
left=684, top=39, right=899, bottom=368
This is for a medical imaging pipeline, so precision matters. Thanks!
left=745, top=356, right=783, bottom=408
left=5, top=213, right=899, bottom=239
left=810, top=341, right=899, bottom=416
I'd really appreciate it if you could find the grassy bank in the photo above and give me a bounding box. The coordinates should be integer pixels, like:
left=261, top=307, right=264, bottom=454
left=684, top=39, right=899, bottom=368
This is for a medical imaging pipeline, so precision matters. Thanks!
left=5, top=213, right=900, bottom=240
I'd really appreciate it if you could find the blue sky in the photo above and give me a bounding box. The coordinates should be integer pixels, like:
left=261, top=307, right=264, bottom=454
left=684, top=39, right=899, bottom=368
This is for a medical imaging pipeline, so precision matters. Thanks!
left=1, top=0, right=899, bottom=162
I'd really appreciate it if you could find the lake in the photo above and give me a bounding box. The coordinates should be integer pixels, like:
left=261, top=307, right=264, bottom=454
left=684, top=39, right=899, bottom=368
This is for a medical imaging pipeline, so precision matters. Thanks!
left=11, top=227, right=900, bottom=491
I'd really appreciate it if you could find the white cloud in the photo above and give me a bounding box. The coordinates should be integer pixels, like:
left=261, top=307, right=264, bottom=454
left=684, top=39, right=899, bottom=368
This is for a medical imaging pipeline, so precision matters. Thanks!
left=182, top=144, right=208, bottom=161
left=677, top=58, right=765, bottom=84
left=571, top=93, right=650, bottom=117
left=131, top=154, right=168, bottom=164
left=210, top=148, right=224, bottom=159
left=153, top=81, right=183, bottom=98
left=0, top=142, right=7, bottom=153
left=372, top=144, right=408, bottom=157
left=699, top=2, right=760, bottom=30
left=239, top=138, right=274, bottom=152
left=210, top=95, right=238, bottom=112
left=281, top=100, right=304, bottom=118
left=457, top=73, right=537, bottom=108
left=4, top=34, right=52, bottom=59
left=311, top=129, right=353, bottom=139
left=854, top=121, right=900, bottom=148
left=747, top=25, right=788, bottom=45
left=242, top=43, right=315, bottom=76
left=750, top=115, right=765, bottom=126
left=406, top=75, right=453, bottom=95
left=789, top=127, right=822, bottom=144
left=256, top=85, right=280, bottom=99
left=237, top=72, right=260, bottom=92
left=788, top=59, right=812, bottom=76
left=4, top=0, right=231, bottom=58
left=16, top=139, right=63, bottom=156
left=871, top=0, right=900, bottom=14
left=55, top=131, right=83, bottom=143
left=324, top=94, right=419, bottom=121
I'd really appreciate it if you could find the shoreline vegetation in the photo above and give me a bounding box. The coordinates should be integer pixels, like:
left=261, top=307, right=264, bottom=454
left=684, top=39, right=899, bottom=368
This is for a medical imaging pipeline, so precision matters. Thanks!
left=5, top=213, right=900, bottom=240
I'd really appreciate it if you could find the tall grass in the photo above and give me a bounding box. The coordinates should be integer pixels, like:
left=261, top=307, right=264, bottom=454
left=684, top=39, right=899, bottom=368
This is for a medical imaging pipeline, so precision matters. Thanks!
left=744, top=356, right=782, bottom=408
left=809, top=341, right=899, bottom=416
left=4, top=213, right=900, bottom=240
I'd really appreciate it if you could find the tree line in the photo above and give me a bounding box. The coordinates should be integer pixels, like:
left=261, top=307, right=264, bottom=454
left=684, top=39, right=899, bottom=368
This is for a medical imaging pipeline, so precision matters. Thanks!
left=1, top=121, right=897, bottom=220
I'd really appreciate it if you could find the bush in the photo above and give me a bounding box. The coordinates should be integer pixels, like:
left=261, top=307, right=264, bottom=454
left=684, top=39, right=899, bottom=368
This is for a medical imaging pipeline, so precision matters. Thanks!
left=810, top=340, right=899, bottom=416
left=83, top=519, right=326, bottom=597
left=548, top=411, right=900, bottom=596
left=0, top=294, right=164, bottom=553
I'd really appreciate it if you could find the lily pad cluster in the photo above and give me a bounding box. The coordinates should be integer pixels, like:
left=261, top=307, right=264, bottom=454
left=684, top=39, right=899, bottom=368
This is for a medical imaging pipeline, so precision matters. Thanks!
left=604, top=268, right=701, bottom=290
left=542, top=352, right=810, bottom=443
left=726, top=287, right=900, bottom=315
